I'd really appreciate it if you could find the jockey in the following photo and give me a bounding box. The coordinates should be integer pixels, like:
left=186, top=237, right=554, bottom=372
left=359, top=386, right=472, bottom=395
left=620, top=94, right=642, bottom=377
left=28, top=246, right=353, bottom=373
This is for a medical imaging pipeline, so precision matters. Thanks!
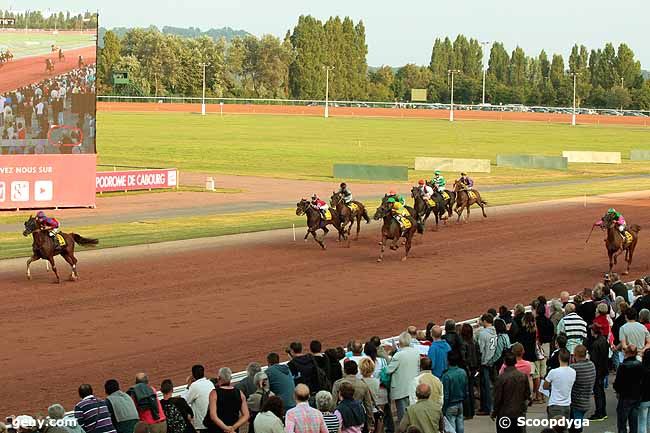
left=311, top=194, right=329, bottom=218
left=386, top=189, right=405, bottom=205
left=337, top=182, right=353, bottom=204
left=458, top=172, right=474, bottom=190
left=36, top=211, right=60, bottom=238
left=417, top=179, right=434, bottom=201
left=594, top=208, right=626, bottom=234
left=387, top=197, right=410, bottom=219
left=432, top=170, right=446, bottom=193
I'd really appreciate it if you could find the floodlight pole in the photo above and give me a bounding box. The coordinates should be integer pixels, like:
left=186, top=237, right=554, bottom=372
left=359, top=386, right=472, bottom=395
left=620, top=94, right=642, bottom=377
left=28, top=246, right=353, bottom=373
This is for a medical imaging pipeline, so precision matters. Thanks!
left=481, top=41, right=490, bottom=105
left=323, top=66, right=334, bottom=118
left=448, top=69, right=461, bottom=122
left=200, top=62, right=209, bottom=116
left=571, top=72, right=579, bottom=126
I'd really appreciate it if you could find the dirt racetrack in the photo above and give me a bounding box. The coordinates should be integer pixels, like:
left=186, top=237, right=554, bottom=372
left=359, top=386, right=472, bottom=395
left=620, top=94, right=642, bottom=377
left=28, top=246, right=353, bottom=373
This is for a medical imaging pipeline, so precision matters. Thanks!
left=98, top=101, right=650, bottom=127
left=2, top=194, right=650, bottom=414
left=0, top=46, right=97, bottom=93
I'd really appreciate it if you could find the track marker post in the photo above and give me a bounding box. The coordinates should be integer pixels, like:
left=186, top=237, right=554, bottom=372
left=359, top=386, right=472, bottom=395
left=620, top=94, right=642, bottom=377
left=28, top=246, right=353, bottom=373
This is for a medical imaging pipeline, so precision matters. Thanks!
left=292, top=224, right=296, bottom=242
left=584, top=193, right=587, bottom=208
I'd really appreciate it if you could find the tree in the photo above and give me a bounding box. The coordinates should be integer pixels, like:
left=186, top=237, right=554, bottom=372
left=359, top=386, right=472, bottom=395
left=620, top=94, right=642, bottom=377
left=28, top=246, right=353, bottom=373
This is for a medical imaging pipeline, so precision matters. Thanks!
left=606, top=86, right=632, bottom=109
left=430, top=37, right=453, bottom=79
left=615, top=43, right=642, bottom=89
left=368, top=66, right=395, bottom=101
left=568, top=44, right=591, bottom=106
left=508, top=46, right=527, bottom=87
left=393, top=64, right=432, bottom=101
left=289, top=15, right=326, bottom=99
left=549, top=54, right=565, bottom=89
left=487, top=42, right=509, bottom=83
left=98, top=30, right=121, bottom=91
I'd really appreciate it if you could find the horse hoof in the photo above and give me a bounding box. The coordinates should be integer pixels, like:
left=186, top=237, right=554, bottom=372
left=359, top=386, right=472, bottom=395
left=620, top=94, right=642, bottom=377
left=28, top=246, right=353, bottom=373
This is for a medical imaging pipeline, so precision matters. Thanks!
left=377, top=258, right=383, bottom=263
left=401, top=256, right=407, bottom=262
left=623, top=271, right=629, bottom=275
left=26, top=275, right=31, bottom=281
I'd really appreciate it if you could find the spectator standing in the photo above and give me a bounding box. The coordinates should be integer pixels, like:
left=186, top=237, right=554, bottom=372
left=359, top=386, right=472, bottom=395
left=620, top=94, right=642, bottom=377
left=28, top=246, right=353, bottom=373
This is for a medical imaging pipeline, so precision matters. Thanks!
left=340, top=341, right=368, bottom=375
left=610, top=273, right=630, bottom=304
left=619, top=308, right=650, bottom=360
left=550, top=300, right=565, bottom=333
left=543, top=349, right=576, bottom=420
left=557, top=304, right=587, bottom=356
left=613, top=302, right=631, bottom=369
left=568, top=345, right=595, bottom=432
left=509, top=304, right=526, bottom=342
left=640, top=309, right=650, bottom=332
left=588, top=324, right=610, bottom=422
left=499, top=343, right=533, bottom=396
left=359, top=357, right=383, bottom=433
left=535, top=304, right=555, bottom=401
left=547, top=335, right=568, bottom=373
left=515, top=313, right=539, bottom=391
left=398, top=384, right=444, bottom=433
left=104, top=379, right=139, bottom=433
left=442, top=352, right=468, bottom=433
left=365, top=342, right=392, bottom=433
left=266, top=352, right=296, bottom=410
left=409, top=357, right=444, bottom=409
left=74, top=384, right=118, bottom=433
left=460, top=323, right=480, bottom=420
left=489, top=319, right=511, bottom=372
left=476, top=314, right=498, bottom=416
left=285, top=384, right=328, bottom=433
left=387, top=332, right=421, bottom=423
left=443, top=319, right=463, bottom=361
left=314, top=391, right=340, bottom=433
left=334, top=382, right=366, bottom=433
left=492, top=352, right=531, bottom=433
left=331, top=361, right=375, bottom=432
left=614, top=346, right=644, bottom=433
left=639, top=350, right=650, bottom=433
left=288, top=342, right=318, bottom=392
left=205, top=368, right=249, bottom=433
left=246, top=372, right=274, bottom=433
left=592, top=303, right=612, bottom=341
left=252, top=396, right=285, bottom=433
left=427, top=326, right=451, bottom=379
left=45, top=404, right=79, bottom=433
left=633, top=287, right=650, bottom=313
left=185, top=365, right=214, bottom=432
left=311, top=341, right=332, bottom=383
left=236, top=363, right=262, bottom=399
left=498, top=305, right=513, bottom=325
left=129, top=373, right=167, bottom=433
left=160, top=379, right=195, bottom=433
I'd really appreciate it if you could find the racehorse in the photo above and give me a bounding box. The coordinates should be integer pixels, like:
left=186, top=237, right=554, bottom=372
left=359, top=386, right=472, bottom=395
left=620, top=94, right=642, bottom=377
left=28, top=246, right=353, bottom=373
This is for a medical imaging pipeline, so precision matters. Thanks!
left=373, top=201, right=421, bottom=262
left=22, top=216, right=99, bottom=283
left=452, top=180, right=487, bottom=223
left=78, top=56, right=85, bottom=68
left=296, top=199, right=345, bottom=249
left=426, top=181, right=456, bottom=218
left=410, top=186, right=447, bottom=231
left=45, top=58, right=55, bottom=73
left=58, top=49, right=65, bottom=62
left=600, top=213, right=641, bottom=275
left=330, top=192, right=370, bottom=243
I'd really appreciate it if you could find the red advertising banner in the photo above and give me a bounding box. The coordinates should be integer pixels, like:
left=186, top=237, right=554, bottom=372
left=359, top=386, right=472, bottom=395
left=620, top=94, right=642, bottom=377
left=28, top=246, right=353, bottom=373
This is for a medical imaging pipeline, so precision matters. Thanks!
left=96, top=169, right=178, bottom=193
left=0, top=154, right=97, bottom=209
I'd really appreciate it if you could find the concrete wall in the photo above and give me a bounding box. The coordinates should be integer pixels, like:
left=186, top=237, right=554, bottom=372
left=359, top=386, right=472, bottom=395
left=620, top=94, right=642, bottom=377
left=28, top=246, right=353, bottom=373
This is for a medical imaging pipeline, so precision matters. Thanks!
left=496, top=154, right=568, bottom=170
left=414, top=157, right=491, bottom=173
left=630, top=150, right=650, bottom=161
left=561, top=151, right=621, bottom=164
left=333, top=163, right=409, bottom=181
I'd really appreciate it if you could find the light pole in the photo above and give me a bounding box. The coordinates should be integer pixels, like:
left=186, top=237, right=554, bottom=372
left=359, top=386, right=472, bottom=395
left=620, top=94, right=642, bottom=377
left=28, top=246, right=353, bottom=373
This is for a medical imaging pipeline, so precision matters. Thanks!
left=448, top=69, right=461, bottom=122
left=200, top=62, right=209, bottom=116
left=481, top=41, right=490, bottom=105
left=323, top=66, right=334, bottom=118
left=571, top=72, right=577, bottom=126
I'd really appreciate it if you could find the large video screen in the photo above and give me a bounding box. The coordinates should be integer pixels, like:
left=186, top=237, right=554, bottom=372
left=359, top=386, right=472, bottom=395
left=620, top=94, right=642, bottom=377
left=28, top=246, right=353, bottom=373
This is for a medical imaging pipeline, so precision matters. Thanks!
left=0, top=14, right=97, bottom=154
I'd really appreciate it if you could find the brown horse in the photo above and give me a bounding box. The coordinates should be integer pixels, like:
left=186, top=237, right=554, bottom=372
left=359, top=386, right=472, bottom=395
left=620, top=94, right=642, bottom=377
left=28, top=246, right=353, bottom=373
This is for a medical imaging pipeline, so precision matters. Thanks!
left=58, top=49, right=65, bottom=62
left=22, top=216, right=99, bottom=283
left=296, top=199, right=345, bottom=249
left=601, top=213, right=641, bottom=275
left=330, top=192, right=370, bottom=242
left=411, top=186, right=447, bottom=231
left=45, top=58, right=55, bottom=73
left=453, top=180, right=487, bottom=223
left=373, top=201, right=421, bottom=262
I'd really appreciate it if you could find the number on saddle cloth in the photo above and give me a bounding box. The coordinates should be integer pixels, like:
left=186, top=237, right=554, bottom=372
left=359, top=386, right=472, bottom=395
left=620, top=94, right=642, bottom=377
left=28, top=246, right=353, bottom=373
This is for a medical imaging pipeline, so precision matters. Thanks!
left=348, top=202, right=359, bottom=213
left=623, top=230, right=634, bottom=245
left=441, top=191, right=450, bottom=201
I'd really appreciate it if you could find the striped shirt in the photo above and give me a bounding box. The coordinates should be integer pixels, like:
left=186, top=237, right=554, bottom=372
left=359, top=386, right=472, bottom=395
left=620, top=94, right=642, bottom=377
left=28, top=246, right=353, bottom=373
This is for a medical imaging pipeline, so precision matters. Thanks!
left=321, top=412, right=341, bottom=433
left=570, top=360, right=596, bottom=411
left=557, top=313, right=587, bottom=352
left=75, top=395, right=117, bottom=433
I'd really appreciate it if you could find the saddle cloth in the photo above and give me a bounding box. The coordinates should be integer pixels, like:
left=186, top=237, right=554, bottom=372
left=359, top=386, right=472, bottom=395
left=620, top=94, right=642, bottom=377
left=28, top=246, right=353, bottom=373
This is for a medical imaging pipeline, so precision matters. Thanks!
left=441, top=191, right=450, bottom=200
left=623, top=230, right=634, bottom=245
left=394, top=215, right=412, bottom=230
left=468, top=191, right=477, bottom=200
left=348, top=202, right=359, bottom=213
left=323, top=209, right=332, bottom=220
left=55, top=233, right=66, bottom=247
left=426, top=198, right=437, bottom=208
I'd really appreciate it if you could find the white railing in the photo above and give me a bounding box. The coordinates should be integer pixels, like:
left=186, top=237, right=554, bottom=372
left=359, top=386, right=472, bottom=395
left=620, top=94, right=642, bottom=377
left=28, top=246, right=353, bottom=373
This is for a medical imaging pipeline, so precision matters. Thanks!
left=96, top=95, right=650, bottom=118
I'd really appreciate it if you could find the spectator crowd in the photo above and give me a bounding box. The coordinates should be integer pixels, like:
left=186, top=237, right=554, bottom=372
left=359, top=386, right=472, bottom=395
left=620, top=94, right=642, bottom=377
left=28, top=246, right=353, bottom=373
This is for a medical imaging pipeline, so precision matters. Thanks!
left=3, top=272, right=650, bottom=433
left=0, top=64, right=96, bottom=154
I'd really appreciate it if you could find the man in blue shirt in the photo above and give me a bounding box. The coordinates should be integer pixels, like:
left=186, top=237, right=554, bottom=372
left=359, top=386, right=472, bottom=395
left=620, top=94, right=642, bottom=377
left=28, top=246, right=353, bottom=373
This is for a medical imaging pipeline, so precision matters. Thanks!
left=427, top=326, right=451, bottom=378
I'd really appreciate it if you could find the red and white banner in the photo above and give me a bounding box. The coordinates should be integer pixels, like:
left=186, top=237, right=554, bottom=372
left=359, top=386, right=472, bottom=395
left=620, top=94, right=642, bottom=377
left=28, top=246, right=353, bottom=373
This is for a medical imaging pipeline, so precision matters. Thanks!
left=96, top=169, right=178, bottom=193
left=0, top=154, right=97, bottom=209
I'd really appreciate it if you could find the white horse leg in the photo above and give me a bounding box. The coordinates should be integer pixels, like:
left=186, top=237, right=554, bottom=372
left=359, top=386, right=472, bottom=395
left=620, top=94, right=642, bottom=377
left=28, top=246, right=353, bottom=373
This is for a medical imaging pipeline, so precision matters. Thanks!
left=26, top=256, right=38, bottom=280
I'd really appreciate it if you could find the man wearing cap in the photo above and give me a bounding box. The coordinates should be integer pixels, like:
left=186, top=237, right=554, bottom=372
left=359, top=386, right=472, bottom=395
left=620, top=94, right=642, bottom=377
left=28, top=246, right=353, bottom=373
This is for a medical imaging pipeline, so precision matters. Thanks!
left=458, top=172, right=474, bottom=190
left=593, top=208, right=627, bottom=239
left=336, top=182, right=353, bottom=205
left=386, top=189, right=405, bottom=205
left=431, top=170, right=446, bottom=202
left=416, top=180, right=434, bottom=206
left=310, top=194, right=329, bottom=219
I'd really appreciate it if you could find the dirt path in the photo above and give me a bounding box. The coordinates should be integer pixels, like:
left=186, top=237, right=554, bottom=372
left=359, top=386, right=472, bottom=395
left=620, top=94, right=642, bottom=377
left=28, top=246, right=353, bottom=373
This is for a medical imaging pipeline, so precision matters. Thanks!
left=2, top=193, right=650, bottom=414
left=0, top=45, right=97, bottom=93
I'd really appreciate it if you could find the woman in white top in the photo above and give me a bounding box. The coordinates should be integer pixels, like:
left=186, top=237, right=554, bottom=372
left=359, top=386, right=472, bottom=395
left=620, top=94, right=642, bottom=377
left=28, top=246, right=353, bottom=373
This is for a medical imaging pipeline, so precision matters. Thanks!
left=252, top=395, right=285, bottom=433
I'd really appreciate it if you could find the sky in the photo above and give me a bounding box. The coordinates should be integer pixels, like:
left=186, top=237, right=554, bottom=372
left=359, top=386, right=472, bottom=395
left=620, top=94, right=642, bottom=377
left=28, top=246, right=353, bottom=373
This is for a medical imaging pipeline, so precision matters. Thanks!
left=4, top=0, right=649, bottom=69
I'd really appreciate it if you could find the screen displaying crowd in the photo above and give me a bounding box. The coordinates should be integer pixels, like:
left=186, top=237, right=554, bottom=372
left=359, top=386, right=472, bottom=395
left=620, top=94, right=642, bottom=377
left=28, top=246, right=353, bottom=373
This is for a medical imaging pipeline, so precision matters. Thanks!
left=0, top=65, right=96, bottom=155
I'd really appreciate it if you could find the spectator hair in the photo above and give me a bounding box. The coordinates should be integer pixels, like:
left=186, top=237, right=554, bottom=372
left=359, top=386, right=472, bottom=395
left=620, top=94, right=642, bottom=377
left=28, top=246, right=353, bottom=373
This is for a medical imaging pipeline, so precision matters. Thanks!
left=47, top=404, right=66, bottom=420
left=558, top=349, right=571, bottom=364
left=481, top=313, right=494, bottom=324
left=398, top=331, right=412, bottom=347
left=358, top=357, right=375, bottom=378
left=315, top=391, right=334, bottom=412
left=253, top=372, right=268, bottom=387
left=310, top=340, right=322, bottom=354
left=160, top=379, right=174, bottom=394
left=573, top=345, right=587, bottom=359
left=78, top=383, right=93, bottom=398
left=511, top=342, right=524, bottom=357
left=339, top=381, right=355, bottom=400
left=565, top=303, right=576, bottom=314
left=639, top=309, right=650, bottom=324
left=625, top=308, right=639, bottom=321
left=494, top=318, right=507, bottom=334
left=503, top=351, right=517, bottom=367
left=218, top=367, right=232, bottom=384
left=556, top=334, right=568, bottom=348
left=420, top=356, right=432, bottom=371
left=363, top=340, right=378, bottom=360
left=267, top=352, right=280, bottom=365
left=448, top=351, right=461, bottom=367
left=261, top=395, right=285, bottom=419
left=104, top=379, right=120, bottom=395
left=289, top=341, right=303, bottom=354
left=343, top=359, right=359, bottom=375
left=415, top=383, right=431, bottom=400
left=295, top=384, right=310, bottom=402
left=487, top=308, right=498, bottom=318
left=246, top=362, right=262, bottom=377
left=192, top=364, right=205, bottom=379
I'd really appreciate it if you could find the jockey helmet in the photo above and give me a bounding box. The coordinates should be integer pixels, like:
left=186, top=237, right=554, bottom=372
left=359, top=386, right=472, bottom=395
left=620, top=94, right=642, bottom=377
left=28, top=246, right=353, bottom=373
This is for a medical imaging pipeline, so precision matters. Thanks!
left=311, top=194, right=318, bottom=200
left=340, top=182, right=346, bottom=188
left=608, top=208, right=616, bottom=214
left=388, top=189, right=397, bottom=195
left=418, top=179, right=425, bottom=185
left=387, top=197, right=396, bottom=204
left=36, top=211, right=46, bottom=218
left=434, top=170, right=441, bottom=175
left=461, top=172, right=467, bottom=176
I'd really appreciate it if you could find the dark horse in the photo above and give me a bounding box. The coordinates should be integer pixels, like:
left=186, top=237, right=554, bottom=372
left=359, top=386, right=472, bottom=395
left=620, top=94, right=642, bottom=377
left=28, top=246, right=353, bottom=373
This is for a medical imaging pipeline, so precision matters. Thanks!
left=600, top=213, right=641, bottom=275
left=45, top=58, right=55, bottom=73
left=373, top=201, right=421, bottom=262
left=453, top=180, right=487, bottom=223
left=410, top=186, right=447, bottom=231
left=426, top=181, right=456, bottom=218
left=330, top=192, right=370, bottom=242
left=296, top=199, right=345, bottom=249
left=23, top=216, right=99, bottom=283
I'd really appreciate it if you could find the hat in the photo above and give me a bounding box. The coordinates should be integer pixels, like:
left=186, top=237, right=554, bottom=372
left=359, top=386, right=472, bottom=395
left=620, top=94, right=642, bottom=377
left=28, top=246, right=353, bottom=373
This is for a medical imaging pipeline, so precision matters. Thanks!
left=608, top=208, right=616, bottom=213
left=387, top=197, right=396, bottom=204
left=434, top=170, right=441, bottom=175
left=418, top=179, right=425, bottom=185
left=461, top=172, right=467, bottom=176
left=388, top=189, right=397, bottom=195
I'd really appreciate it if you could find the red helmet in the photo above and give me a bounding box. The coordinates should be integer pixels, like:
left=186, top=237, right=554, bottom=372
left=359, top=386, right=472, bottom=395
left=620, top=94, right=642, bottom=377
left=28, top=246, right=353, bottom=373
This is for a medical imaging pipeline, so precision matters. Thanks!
left=388, top=189, right=397, bottom=195
left=418, top=179, right=425, bottom=185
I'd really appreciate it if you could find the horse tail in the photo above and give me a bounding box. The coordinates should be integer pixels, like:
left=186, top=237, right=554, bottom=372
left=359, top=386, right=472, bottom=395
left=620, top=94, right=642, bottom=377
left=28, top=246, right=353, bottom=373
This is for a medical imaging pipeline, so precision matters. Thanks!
left=362, top=207, right=370, bottom=223
left=73, top=233, right=99, bottom=246
left=630, top=224, right=641, bottom=233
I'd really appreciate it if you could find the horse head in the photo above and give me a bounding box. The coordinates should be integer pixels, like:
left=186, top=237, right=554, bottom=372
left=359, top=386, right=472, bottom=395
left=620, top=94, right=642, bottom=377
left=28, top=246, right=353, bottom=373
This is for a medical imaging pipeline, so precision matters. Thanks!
left=373, top=201, right=390, bottom=221
left=295, top=199, right=310, bottom=216
left=452, top=180, right=461, bottom=192
left=23, top=216, right=39, bottom=237
left=330, top=191, right=343, bottom=208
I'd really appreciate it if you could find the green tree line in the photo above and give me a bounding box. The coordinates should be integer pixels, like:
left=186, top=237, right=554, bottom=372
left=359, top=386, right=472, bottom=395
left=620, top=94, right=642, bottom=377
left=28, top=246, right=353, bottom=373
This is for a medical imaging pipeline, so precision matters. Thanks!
left=97, top=17, right=650, bottom=109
